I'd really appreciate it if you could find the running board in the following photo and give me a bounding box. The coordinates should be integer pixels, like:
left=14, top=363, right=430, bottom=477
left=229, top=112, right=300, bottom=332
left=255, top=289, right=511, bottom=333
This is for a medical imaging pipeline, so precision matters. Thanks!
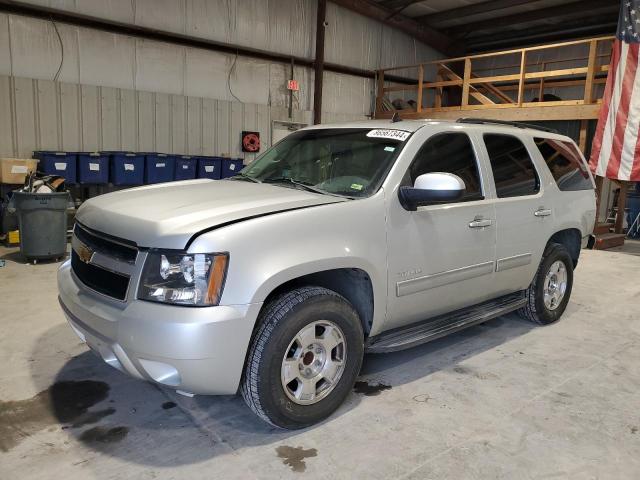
left=366, top=291, right=526, bottom=353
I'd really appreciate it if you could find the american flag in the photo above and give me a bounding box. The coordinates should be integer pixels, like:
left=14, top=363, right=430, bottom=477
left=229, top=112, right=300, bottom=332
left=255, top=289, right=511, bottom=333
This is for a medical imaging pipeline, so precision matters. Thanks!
left=590, top=0, right=640, bottom=181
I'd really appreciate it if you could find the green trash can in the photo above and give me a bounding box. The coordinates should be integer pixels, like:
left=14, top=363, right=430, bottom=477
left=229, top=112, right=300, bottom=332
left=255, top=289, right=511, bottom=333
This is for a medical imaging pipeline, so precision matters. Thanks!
left=12, top=191, right=70, bottom=263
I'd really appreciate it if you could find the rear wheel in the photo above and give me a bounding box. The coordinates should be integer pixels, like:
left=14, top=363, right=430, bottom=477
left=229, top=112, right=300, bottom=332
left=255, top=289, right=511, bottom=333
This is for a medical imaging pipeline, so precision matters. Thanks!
left=518, top=242, right=574, bottom=325
left=241, top=286, right=364, bottom=429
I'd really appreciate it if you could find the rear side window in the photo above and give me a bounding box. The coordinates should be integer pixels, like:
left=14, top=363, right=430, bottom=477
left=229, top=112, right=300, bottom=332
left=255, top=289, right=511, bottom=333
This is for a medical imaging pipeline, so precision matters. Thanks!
left=408, top=132, right=483, bottom=202
left=484, top=134, right=540, bottom=198
left=534, top=137, right=593, bottom=191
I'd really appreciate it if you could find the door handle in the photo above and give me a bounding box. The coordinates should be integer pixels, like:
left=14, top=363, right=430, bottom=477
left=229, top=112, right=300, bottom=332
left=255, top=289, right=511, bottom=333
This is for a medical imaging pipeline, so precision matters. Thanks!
left=469, top=218, right=493, bottom=228
left=534, top=208, right=552, bottom=217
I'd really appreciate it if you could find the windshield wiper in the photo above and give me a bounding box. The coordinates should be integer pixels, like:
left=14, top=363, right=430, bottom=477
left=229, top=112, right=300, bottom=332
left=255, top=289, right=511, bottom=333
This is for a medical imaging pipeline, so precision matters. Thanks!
left=263, top=177, right=349, bottom=198
left=232, top=172, right=261, bottom=183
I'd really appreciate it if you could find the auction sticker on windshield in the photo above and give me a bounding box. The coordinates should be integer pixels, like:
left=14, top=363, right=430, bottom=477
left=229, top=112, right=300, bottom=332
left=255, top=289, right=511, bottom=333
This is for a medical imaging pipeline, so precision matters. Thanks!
left=366, top=129, right=410, bottom=141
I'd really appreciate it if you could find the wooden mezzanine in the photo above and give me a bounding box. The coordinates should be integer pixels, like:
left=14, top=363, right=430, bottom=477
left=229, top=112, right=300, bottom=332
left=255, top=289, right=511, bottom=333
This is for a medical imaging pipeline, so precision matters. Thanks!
left=374, top=36, right=615, bottom=123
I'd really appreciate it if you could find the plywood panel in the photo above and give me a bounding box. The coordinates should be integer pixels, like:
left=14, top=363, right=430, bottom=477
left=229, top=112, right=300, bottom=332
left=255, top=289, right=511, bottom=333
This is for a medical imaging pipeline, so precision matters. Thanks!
left=120, top=88, right=137, bottom=151
left=59, top=82, right=80, bottom=151
left=0, top=76, right=14, bottom=156
left=14, top=77, right=37, bottom=157
left=101, top=86, right=119, bottom=149
left=202, top=97, right=216, bottom=155
left=80, top=84, right=100, bottom=151
left=187, top=96, right=202, bottom=155
left=137, top=90, right=154, bottom=152
left=216, top=100, right=230, bottom=156
left=155, top=93, right=170, bottom=153
left=35, top=79, right=59, bottom=150
left=171, top=95, right=187, bottom=154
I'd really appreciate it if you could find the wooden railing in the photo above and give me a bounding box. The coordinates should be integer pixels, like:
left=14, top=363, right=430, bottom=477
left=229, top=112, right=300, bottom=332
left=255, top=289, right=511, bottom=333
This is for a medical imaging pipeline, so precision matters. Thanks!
left=375, top=36, right=615, bottom=121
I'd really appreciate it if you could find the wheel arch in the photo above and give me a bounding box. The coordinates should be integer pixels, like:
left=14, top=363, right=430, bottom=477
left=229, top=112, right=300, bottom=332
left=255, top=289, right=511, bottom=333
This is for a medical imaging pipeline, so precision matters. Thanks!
left=256, top=267, right=376, bottom=338
left=548, top=228, right=582, bottom=267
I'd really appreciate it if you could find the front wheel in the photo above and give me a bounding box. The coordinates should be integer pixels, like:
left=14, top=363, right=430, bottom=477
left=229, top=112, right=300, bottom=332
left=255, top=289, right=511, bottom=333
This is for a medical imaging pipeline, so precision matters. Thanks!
left=241, top=286, right=364, bottom=429
left=518, top=242, right=574, bottom=325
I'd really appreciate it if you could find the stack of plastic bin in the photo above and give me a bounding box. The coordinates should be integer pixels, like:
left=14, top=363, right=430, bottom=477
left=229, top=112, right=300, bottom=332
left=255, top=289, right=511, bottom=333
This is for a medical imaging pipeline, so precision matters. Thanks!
left=77, top=152, right=109, bottom=184
left=221, top=158, right=244, bottom=178
left=144, top=153, right=175, bottom=183
left=175, top=155, right=198, bottom=180
left=197, top=156, right=222, bottom=180
left=106, top=152, right=145, bottom=186
left=33, top=151, right=77, bottom=183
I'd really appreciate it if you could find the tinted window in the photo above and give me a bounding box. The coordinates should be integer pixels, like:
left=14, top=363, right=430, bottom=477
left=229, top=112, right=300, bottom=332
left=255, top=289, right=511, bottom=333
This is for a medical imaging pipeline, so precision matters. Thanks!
left=484, top=134, right=539, bottom=198
left=534, top=137, right=594, bottom=191
left=408, top=133, right=482, bottom=201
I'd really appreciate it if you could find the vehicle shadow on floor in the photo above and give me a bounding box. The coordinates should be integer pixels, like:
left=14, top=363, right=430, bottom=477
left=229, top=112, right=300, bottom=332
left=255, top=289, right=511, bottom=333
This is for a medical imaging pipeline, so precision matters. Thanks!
left=29, top=312, right=535, bottom=467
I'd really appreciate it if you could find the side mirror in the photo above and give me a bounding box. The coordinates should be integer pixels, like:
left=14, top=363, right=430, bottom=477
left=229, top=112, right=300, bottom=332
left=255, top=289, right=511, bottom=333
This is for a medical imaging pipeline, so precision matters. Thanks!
left=398, top=172, right=466, bottom=211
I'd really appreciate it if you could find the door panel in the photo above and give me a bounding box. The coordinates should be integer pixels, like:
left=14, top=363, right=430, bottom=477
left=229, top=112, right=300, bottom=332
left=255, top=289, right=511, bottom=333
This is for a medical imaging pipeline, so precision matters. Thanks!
left=385, top=132, right=497, bottom=330
left=481, top=134, right=554, bottom=294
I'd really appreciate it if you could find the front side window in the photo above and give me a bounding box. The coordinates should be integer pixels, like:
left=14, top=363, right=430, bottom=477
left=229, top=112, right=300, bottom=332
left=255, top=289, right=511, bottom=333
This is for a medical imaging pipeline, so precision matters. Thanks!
left=407, top=132, right=483, bottom=202
left=484, top=134, right=540, bottom=198
left=534, top=137, right=593, bottom=191
left=236, top=128, right=409, bottom=198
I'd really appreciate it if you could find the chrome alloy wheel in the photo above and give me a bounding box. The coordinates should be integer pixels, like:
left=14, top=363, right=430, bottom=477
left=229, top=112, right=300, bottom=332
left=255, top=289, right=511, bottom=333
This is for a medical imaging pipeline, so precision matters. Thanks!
left=281, top=320, right=347, bottom=405
left=543, top=260, right=568, bottom=310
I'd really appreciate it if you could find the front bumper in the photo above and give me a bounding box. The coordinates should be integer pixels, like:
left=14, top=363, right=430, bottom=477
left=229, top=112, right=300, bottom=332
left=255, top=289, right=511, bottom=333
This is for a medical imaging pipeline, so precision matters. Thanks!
left=57, top=260, right=262, bottom=395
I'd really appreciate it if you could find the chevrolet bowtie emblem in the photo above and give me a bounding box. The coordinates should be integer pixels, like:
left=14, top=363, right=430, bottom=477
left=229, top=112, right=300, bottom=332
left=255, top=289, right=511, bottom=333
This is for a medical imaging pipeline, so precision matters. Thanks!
left=76, top=242, right=94, bottom=264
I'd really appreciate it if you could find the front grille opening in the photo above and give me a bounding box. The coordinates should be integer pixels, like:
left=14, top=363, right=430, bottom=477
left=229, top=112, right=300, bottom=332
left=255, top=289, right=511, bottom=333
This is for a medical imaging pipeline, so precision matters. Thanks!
left=74, top=223, right=138, bottom=264
left=71, top=250, right=130, bottom=300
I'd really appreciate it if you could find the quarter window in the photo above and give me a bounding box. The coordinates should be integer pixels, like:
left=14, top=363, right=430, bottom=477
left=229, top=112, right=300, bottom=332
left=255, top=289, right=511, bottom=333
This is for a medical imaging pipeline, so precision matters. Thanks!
left=408, top=133, right=483, bottom=202
left=484, top=134, right=540, bottom=198
left=534, top=137, right=594, bottom=191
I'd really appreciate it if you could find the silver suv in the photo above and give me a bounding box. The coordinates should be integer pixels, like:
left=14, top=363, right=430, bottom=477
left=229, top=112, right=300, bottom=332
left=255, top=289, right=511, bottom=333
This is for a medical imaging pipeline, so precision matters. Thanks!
left=58, top=118, right=596, bottom=429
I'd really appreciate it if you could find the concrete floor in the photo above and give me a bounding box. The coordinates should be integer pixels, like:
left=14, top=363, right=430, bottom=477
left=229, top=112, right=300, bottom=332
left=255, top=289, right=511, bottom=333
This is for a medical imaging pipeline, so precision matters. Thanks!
left=1, top=243, right=639, bottom=480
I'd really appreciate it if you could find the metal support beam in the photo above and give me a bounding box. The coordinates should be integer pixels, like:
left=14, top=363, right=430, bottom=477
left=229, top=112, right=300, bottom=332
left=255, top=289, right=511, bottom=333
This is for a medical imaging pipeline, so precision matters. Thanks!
left=447, top=0, right=618, bottom=37
left=313, top=0, right=327, bottom=125
left=329, top=0, right=457, bottom=55
left=416, top=0, right=533, bottom=26
left=0, top=0, right=415, bottom=85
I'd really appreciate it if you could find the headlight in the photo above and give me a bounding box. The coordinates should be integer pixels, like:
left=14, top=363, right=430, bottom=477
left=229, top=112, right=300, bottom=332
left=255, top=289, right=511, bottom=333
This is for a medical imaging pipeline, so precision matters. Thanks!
left=138, top=251, right=228, bottom=306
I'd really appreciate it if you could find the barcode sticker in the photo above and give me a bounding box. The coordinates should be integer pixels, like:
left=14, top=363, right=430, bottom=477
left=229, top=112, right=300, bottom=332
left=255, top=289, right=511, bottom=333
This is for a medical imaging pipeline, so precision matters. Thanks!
left=205, top=166, right=214, bottom=173
left=124, top=163, right=134, bottom=171
left=156, top=163, right=165, bottom=168
left=366, top=129, right=410, bottom=141
left=229, top=164, right=236, bottom=171
left=89, top=163, right=100, bottom=171
left=182, top=165, right=188, bottom=169
left=11, top=165, right=28, bottom=174
left=54, top=162, right=67, bottom=170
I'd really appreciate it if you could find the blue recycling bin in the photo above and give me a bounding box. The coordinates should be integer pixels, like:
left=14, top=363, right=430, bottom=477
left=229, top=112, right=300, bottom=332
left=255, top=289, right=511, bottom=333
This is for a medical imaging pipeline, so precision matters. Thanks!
left=33, top=151, right=77, bottom=183
left=175, top=155, right=197, bottom=181
left=197, top=156, right=222, bottom=180
left=106, top=152, right=145, bottom=186
left=221, top=158, right=244, bottom=178
left=144, top=153, right=175, bottom=184
left=627, top=191, right=640, bottom=238
left=77, top=152, right=109, bottom=184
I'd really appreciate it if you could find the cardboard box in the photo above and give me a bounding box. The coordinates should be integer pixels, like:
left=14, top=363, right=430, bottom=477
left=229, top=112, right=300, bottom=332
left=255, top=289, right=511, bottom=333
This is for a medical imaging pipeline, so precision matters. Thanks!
left=0, top=158, right=39, bottom=184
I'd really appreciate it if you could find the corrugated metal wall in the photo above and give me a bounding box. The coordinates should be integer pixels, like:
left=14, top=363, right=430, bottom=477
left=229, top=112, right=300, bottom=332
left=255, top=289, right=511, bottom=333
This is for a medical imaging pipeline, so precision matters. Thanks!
left=0, top=0, right=443, bottom=159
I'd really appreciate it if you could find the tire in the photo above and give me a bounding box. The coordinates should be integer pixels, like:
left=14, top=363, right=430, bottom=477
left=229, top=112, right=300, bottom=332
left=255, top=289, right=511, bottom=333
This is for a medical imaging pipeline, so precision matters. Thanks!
left=518, top=242, right=574, bottom=325
left=241, top=286, right=364, bottom=429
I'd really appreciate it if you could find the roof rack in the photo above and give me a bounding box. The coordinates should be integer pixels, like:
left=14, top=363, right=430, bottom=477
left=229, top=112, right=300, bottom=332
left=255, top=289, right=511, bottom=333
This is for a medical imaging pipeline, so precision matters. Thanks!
left=456, top=118, right=558, bottom=134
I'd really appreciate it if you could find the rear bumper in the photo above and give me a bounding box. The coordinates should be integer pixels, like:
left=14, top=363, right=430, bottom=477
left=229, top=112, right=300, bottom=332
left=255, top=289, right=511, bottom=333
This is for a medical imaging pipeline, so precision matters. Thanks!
left=57, top=260, right=262, bottom=395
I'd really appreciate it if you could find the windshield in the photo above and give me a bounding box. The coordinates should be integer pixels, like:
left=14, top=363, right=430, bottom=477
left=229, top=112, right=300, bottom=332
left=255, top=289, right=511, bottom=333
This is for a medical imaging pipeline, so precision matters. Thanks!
left=234, top=128, right=409, bottom=198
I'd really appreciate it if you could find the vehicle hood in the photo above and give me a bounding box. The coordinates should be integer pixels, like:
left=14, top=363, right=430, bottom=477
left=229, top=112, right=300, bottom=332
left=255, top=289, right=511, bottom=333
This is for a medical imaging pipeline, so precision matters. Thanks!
left=76, top=179, right=346, bottom=249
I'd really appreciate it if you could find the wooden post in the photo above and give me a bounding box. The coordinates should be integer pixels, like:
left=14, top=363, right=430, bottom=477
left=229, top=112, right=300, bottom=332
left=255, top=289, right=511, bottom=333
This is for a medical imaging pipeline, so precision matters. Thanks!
left=614, top=181, right=629, bottom=233
left=462, top=58, right=471, bottom=107
left=584, top=39, right=598, bottom=104
left=376, top=69, right=385, bottom=115
left=435, top=66, right=443, bottom=109
left=538, top=62, right=545, bottom=101
left=578, top=119, right=589, bottom=154
left=517, top=50, right=527, bottom=106
left=416, top=64, right=424, bottom=112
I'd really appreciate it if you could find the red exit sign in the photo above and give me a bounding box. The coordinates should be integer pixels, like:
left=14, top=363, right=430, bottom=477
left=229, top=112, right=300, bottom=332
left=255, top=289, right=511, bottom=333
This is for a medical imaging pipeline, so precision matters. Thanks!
left=287, top=79, right=299, bottom=91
